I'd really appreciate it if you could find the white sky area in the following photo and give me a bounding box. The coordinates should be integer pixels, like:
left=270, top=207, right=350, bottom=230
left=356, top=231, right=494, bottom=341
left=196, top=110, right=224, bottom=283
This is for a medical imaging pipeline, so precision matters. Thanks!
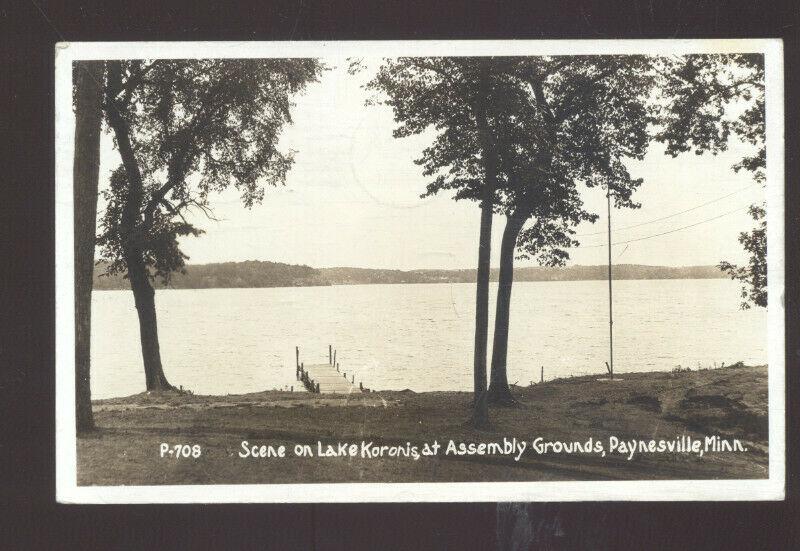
left=97, top=58, right=765, bottom=270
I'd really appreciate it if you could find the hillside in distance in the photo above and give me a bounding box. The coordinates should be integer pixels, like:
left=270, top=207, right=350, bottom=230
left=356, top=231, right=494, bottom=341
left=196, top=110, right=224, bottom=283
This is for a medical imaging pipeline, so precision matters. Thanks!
left=93, top=261, right=726, bottom=290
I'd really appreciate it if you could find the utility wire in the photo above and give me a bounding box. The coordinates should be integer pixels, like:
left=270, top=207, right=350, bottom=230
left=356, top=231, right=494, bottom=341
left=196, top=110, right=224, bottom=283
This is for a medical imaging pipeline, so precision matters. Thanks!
left=578, top=205, right=749, bottom=248
left=575, top=183, right=757, bottom=237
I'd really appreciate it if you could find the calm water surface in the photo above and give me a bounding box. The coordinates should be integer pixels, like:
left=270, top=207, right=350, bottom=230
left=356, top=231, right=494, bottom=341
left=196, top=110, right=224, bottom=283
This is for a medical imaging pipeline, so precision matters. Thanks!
left=91, top=279, right=767, bottom=399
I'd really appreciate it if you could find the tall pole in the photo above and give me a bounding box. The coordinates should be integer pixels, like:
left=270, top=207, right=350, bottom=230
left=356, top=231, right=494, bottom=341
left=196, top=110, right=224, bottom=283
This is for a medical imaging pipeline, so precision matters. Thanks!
left=607, top=188, right=614, bottom=379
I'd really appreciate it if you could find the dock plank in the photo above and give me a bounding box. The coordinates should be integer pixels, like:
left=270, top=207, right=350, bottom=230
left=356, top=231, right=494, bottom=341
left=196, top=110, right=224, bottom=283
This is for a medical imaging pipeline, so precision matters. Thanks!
left=302, top=363, right=362, bottom=394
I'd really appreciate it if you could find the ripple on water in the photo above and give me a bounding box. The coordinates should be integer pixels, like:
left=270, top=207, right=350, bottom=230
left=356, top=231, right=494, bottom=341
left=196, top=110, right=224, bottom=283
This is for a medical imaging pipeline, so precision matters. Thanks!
left=91, top=280, right=768, bottom=398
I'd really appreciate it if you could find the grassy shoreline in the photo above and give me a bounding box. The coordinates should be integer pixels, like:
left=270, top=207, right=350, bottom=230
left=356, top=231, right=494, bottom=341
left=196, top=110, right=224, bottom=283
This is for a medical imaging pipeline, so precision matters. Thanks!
left=78, top=364, right=768, bottom=485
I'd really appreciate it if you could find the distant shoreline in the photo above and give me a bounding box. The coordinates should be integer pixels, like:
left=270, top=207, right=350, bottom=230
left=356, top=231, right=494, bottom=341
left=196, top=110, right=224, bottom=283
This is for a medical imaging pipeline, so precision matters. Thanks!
left=93, top=261, right=727, bottom=291
left=93, top=276, right=731, bottom=292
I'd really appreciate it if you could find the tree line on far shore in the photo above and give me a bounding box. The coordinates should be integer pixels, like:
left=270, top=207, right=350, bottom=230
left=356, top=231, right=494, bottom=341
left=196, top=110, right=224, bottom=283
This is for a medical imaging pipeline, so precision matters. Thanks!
left=73, top=54, right=765, bottom=433
left=92, top=260, right=728, bottom=290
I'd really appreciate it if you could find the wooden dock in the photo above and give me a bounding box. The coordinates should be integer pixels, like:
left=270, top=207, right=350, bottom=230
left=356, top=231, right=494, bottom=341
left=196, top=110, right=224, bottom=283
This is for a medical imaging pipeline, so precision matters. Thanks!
left=295, top=345, right=366, bottom=394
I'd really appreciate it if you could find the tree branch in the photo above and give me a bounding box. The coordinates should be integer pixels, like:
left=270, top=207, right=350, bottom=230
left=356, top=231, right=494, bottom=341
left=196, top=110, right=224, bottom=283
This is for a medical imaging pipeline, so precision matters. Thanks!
left=141, top=78, right=230, bottom=227
left=526, top=76, right=556, bottom=125
left=104, top=61, right=147, bottom=243
left=116, top=60, right=159, bottom=107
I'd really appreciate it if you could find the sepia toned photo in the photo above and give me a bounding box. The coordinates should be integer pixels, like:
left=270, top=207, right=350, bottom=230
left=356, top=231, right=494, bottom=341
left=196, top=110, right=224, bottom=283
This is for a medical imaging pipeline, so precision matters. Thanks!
left=55, top=40, right=785, bottom=503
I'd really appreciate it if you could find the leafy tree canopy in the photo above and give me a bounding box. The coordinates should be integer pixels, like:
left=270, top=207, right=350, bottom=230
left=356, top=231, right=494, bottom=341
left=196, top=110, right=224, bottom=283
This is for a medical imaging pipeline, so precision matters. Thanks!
left=654, top=53, right=765, bottom=307
left=366, top=56, right=658, bottom=265
left=98, top=59, right=323, bottom=282
left=655, top=53, right=765, bottom=181
left=500, top=56, right=658, bottom=265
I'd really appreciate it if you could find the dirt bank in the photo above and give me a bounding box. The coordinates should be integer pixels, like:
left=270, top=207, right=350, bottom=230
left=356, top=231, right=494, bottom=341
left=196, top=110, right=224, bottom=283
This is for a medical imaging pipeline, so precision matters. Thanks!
left=78, top=363, right=768, bottom=485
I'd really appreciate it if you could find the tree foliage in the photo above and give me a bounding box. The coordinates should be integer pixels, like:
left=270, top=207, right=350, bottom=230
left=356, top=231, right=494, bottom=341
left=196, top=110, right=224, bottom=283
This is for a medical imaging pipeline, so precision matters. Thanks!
left=98, top=59, right=323, bottom=283
left=367, top=57, right=524, bottom=202
left=655, top=54, right=766, bottom=308
left=719, top=204, right=767, bottom=308
left=502, top=56, right=657, bottom=263
left=366, top=56, right=656, bottom=254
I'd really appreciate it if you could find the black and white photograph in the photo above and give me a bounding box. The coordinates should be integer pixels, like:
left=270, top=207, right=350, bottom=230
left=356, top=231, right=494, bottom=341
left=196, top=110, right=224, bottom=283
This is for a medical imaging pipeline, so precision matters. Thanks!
left=55, top=40, right=785, bottom=503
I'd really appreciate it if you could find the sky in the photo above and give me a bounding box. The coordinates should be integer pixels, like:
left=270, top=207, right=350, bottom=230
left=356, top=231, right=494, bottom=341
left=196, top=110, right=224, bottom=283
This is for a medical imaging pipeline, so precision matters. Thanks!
left=96, top=58, right=765, bottom=271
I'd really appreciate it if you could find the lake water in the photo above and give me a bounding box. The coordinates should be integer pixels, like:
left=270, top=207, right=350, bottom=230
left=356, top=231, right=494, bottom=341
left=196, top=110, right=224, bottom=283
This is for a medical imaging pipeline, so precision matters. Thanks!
left=91, top=279, right=768, bottom=399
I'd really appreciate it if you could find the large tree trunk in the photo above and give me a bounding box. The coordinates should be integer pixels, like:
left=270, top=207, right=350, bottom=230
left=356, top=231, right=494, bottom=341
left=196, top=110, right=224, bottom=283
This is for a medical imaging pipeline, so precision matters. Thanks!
left=105, top=61, right=174, bottom=393
left=126, top=249, right=174, bottom=391
left=469, top=63, right=497, bottom=428
left=488, top=215, right=524, bottom=405
left=73, top=61, right=104, bottom=433
left=469, top=201, right=493, bottom=427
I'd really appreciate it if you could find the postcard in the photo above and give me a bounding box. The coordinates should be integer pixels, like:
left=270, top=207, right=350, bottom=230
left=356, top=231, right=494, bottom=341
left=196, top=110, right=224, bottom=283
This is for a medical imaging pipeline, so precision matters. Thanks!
left=55, top=39, right=785, bottom=503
